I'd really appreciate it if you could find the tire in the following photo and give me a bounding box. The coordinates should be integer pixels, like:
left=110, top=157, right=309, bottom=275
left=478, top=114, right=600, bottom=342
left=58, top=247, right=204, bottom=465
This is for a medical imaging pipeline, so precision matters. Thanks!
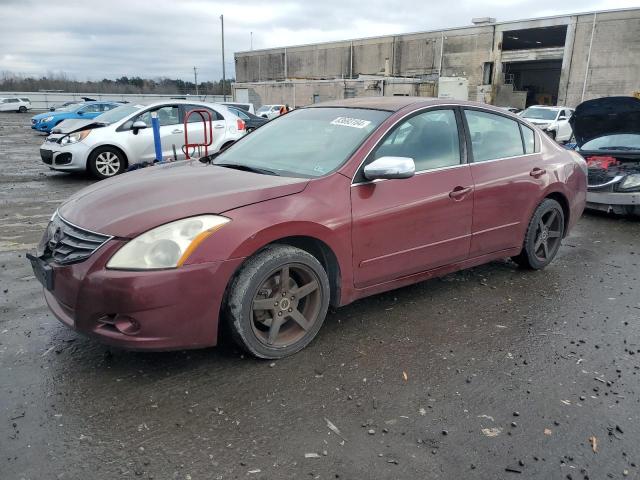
left=512, top=198, right=565, bottom=270
left=548, top=130, right=557, bottom=141
left=88, top=146, right=126, bottom=180
left=18, top=106, right=27, bottom=113
left=224, top=244, right=330, bottom=359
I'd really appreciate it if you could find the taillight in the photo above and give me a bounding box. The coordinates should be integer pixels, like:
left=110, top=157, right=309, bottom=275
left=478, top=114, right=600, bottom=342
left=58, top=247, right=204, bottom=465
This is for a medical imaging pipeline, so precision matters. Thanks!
left=237, top=119, right=245, bottom=131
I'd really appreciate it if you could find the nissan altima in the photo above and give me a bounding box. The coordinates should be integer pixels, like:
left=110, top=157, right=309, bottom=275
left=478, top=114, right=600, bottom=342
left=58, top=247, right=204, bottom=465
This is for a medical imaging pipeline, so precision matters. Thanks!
left=28, top=97, right=587, bottom=358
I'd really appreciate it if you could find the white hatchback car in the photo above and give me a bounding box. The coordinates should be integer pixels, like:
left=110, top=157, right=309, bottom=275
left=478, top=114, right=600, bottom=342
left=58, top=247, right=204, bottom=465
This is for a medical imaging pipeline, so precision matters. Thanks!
left=0, top=97, right=31, bottom=112
left=519, top=106, right=574, bottom=142
left=40, top=101, right=246, bottom=179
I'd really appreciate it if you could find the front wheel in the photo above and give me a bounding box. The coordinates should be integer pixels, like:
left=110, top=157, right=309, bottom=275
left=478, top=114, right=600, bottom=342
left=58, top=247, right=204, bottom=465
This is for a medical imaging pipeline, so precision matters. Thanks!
left=224, top=245, right=330, bottom=359
left=88, top=147, right=126, bottom=180
left=18, top=106, right=27, bottom=113
left=512, top=198, right=565, bottom=269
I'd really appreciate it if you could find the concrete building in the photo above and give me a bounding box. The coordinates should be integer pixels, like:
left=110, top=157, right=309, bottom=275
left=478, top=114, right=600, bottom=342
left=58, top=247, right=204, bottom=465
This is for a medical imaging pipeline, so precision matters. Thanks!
left=233, top=8, right=640, bottom=109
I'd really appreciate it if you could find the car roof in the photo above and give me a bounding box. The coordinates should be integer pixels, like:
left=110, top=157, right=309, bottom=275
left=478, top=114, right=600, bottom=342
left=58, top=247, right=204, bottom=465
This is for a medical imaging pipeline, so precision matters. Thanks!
left=306, top=96, right=519, bottom=113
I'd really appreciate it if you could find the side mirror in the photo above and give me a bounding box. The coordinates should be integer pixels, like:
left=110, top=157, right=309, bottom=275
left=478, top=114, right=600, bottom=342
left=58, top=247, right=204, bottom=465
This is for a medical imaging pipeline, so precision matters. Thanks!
left=364, top=156, right=415, bottom=181
left=558, top=115, right=567, bottom=121
left=77, top=110, right=84, bottom=116
left=131, top=120, right=148, bottom=134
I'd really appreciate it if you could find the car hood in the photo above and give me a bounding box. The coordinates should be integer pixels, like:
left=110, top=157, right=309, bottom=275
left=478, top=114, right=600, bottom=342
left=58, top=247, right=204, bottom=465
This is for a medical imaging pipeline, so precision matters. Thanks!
left=58, top=162, right=309, bottom=237
left=570, top=96, right=640, bottom=147
left=51, top=118, right=107, bottom=134
left=32, top=112, right=57, bottom=120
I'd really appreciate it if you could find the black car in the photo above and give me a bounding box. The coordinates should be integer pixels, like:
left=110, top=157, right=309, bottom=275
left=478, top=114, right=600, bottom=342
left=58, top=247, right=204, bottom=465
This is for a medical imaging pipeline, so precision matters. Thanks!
left=226, top=106, right=269, bottom=132
left=570, top=96, right=640, bottom=216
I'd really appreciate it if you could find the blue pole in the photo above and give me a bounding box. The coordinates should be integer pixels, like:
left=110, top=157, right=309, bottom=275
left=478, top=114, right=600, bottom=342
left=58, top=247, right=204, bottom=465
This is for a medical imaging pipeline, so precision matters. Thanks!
left=151, top=111, right=162, bottom=162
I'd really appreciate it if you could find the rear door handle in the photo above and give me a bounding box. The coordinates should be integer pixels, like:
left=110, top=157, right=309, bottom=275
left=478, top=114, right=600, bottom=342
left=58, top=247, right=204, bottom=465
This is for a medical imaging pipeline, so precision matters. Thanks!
left=530, top=167, right=546, bottom=178
left=214, top=125, right=225, bottom=129
left=449, top=186, right=473, bottom=200
left=172, top=129, right=183, bottom=134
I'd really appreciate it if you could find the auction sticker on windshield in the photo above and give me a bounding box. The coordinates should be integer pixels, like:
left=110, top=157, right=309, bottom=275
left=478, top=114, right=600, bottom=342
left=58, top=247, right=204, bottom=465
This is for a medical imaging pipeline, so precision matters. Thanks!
left=330, top=117, right=372, bottom=128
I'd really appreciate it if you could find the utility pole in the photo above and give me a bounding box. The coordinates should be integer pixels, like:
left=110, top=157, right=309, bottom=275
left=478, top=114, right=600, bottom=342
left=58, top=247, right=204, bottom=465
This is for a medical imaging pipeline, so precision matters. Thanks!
left=250, top=31, right=253, bottom=50
left=193, top=66, right=199, bottom=96
left=220, top=14, right=226, bottom=101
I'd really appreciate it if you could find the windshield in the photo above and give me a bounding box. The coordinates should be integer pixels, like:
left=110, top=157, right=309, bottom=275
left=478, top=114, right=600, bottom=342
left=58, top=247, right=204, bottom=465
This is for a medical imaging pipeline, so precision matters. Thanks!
left=521, top=107, right=558, bottom=121
left=256, top=106, right=271, bottom=115
left=213, top=107, right=390, bottom=177
left=58, top=103, right=87, bottom=112
left=581, top=134, right=640, bottom=151
left=95, top=104, right=143, bottom=124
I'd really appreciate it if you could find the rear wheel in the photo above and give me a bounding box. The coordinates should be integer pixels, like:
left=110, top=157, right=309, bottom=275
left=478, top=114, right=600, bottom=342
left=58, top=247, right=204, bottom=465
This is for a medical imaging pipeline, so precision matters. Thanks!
left=88, top=147, right=126, bottom=180
left=225, top=245, right=330, bottom=359
left=512, top=198, right=565, bottom=269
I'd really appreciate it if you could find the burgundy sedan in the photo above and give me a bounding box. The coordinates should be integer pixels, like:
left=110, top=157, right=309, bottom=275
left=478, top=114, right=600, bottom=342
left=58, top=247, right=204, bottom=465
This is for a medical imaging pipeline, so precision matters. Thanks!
left=28, top=98, right=587, bottom=358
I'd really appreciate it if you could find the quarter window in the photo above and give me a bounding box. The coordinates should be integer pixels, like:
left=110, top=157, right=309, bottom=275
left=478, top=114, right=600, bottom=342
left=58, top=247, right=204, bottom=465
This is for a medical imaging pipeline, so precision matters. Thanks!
left=521, top=125, right=535, bottom=154
left=371, top=109, right=461, bottom=172
left=464, top=110, right=524, bottom=162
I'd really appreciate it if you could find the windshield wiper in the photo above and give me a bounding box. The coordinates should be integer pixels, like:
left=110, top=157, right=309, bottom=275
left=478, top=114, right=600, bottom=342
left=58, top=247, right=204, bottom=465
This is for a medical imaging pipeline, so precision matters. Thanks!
left=214, top=163, right=278, bottom=176
left=599, top=146, right=637, bottom=151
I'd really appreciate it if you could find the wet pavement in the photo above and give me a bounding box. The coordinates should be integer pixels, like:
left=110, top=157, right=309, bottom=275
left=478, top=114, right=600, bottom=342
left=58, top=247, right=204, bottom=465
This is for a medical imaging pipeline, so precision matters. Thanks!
left=1, top=112, right=640, bottom=479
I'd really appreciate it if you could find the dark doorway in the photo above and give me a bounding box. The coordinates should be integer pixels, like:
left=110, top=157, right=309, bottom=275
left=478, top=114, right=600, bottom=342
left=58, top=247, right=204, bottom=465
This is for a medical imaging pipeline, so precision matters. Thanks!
left=503, top=60, right=562, bottom=106
left=502, top=25, right=567, bottom=50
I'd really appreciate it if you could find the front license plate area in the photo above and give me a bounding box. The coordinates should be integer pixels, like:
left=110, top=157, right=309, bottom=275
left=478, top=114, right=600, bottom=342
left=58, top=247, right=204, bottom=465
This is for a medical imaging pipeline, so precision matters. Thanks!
left=26, top=253, right=54, bottom=291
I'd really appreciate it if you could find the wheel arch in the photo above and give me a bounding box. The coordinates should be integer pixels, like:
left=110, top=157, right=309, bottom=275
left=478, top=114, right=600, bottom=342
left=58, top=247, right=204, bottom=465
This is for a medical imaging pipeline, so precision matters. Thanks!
left=544, top=190, right=570, bottom=237
left=88, top=144, right=129, bottom=170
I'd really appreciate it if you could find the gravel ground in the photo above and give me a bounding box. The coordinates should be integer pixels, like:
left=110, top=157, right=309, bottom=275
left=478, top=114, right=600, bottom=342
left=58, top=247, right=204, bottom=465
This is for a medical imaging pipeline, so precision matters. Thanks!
left=1, top=112, right=640, bottom=479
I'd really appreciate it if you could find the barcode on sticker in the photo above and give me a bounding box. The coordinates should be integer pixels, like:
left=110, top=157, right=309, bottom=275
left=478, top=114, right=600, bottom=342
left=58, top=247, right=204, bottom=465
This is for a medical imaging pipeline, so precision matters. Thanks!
left=330, top=117, right=372, bottom=128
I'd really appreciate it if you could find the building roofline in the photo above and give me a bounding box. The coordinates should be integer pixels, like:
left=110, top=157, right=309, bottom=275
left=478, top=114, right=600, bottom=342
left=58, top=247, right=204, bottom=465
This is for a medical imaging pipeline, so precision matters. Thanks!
left=235, top=6, right=639, bottom=55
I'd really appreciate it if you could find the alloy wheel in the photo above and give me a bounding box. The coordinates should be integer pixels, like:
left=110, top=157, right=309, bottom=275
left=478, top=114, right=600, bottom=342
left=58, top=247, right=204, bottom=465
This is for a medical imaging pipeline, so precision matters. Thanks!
left=251, top=263, right=322, bottom=347
left=533, top=208, right=562, bottom=261
left=95, top=151, right=121, bottom=177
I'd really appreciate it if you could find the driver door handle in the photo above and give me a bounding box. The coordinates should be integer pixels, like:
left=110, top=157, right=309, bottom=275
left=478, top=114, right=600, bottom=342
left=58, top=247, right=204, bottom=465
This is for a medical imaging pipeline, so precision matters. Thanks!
left=449, top=186, right=473, bottom=200
left=172, top=129, right=183, bottom=134
left=530, top=167, right=546, bottom=178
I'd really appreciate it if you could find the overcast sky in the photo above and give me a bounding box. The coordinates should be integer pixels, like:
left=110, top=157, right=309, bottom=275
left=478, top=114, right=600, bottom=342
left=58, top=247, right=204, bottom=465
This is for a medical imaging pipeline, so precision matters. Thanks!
left=1, top=0, right=637, bottom=82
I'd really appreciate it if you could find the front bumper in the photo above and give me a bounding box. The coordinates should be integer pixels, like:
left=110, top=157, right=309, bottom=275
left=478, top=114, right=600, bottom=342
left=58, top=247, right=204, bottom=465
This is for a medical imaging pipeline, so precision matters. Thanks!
left=586, top=190, right=640, bottom=215
left=32, top=121, right=54, bottom=132
left=39, top=141, right=90, bottom=171
left=33, top=240, right=244, bottom=350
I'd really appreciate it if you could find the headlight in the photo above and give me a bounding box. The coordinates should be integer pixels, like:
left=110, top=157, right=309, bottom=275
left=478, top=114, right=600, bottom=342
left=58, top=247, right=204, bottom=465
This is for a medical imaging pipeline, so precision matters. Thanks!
left=106, top=215, right=230, bottom=270
left=618, top=173, right=640, bottom=191
left=43, top=116, right=54, bottom=122
left=60, top=130, right=91, bottom=145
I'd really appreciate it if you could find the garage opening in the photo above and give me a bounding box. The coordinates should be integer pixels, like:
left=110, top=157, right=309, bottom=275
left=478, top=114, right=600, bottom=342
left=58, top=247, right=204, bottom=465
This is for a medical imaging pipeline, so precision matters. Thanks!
left=502, top=59, right=563, bottom=106
left=502, top=25, right=567, bottom=50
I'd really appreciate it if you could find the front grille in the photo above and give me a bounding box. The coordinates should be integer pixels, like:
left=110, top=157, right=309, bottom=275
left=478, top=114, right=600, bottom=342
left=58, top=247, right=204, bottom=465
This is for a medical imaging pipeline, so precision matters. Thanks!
left=587, top=169, right=612, bottom=185
left=42, top=214, right=112, bottom=265
left=40, top=149, right=53, bottom=165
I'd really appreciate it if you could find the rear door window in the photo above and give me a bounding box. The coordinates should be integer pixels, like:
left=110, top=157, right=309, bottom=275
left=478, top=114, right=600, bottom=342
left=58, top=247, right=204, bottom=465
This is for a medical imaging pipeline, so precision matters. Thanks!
left=464, top=110, right=525, bottom=162
left=183, top=105, right=223, bottom=122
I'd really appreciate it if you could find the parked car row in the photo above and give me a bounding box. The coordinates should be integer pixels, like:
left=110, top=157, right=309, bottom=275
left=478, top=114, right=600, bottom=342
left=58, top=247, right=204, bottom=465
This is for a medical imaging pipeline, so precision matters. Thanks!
left=39, top=101, right=247, bottom=179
